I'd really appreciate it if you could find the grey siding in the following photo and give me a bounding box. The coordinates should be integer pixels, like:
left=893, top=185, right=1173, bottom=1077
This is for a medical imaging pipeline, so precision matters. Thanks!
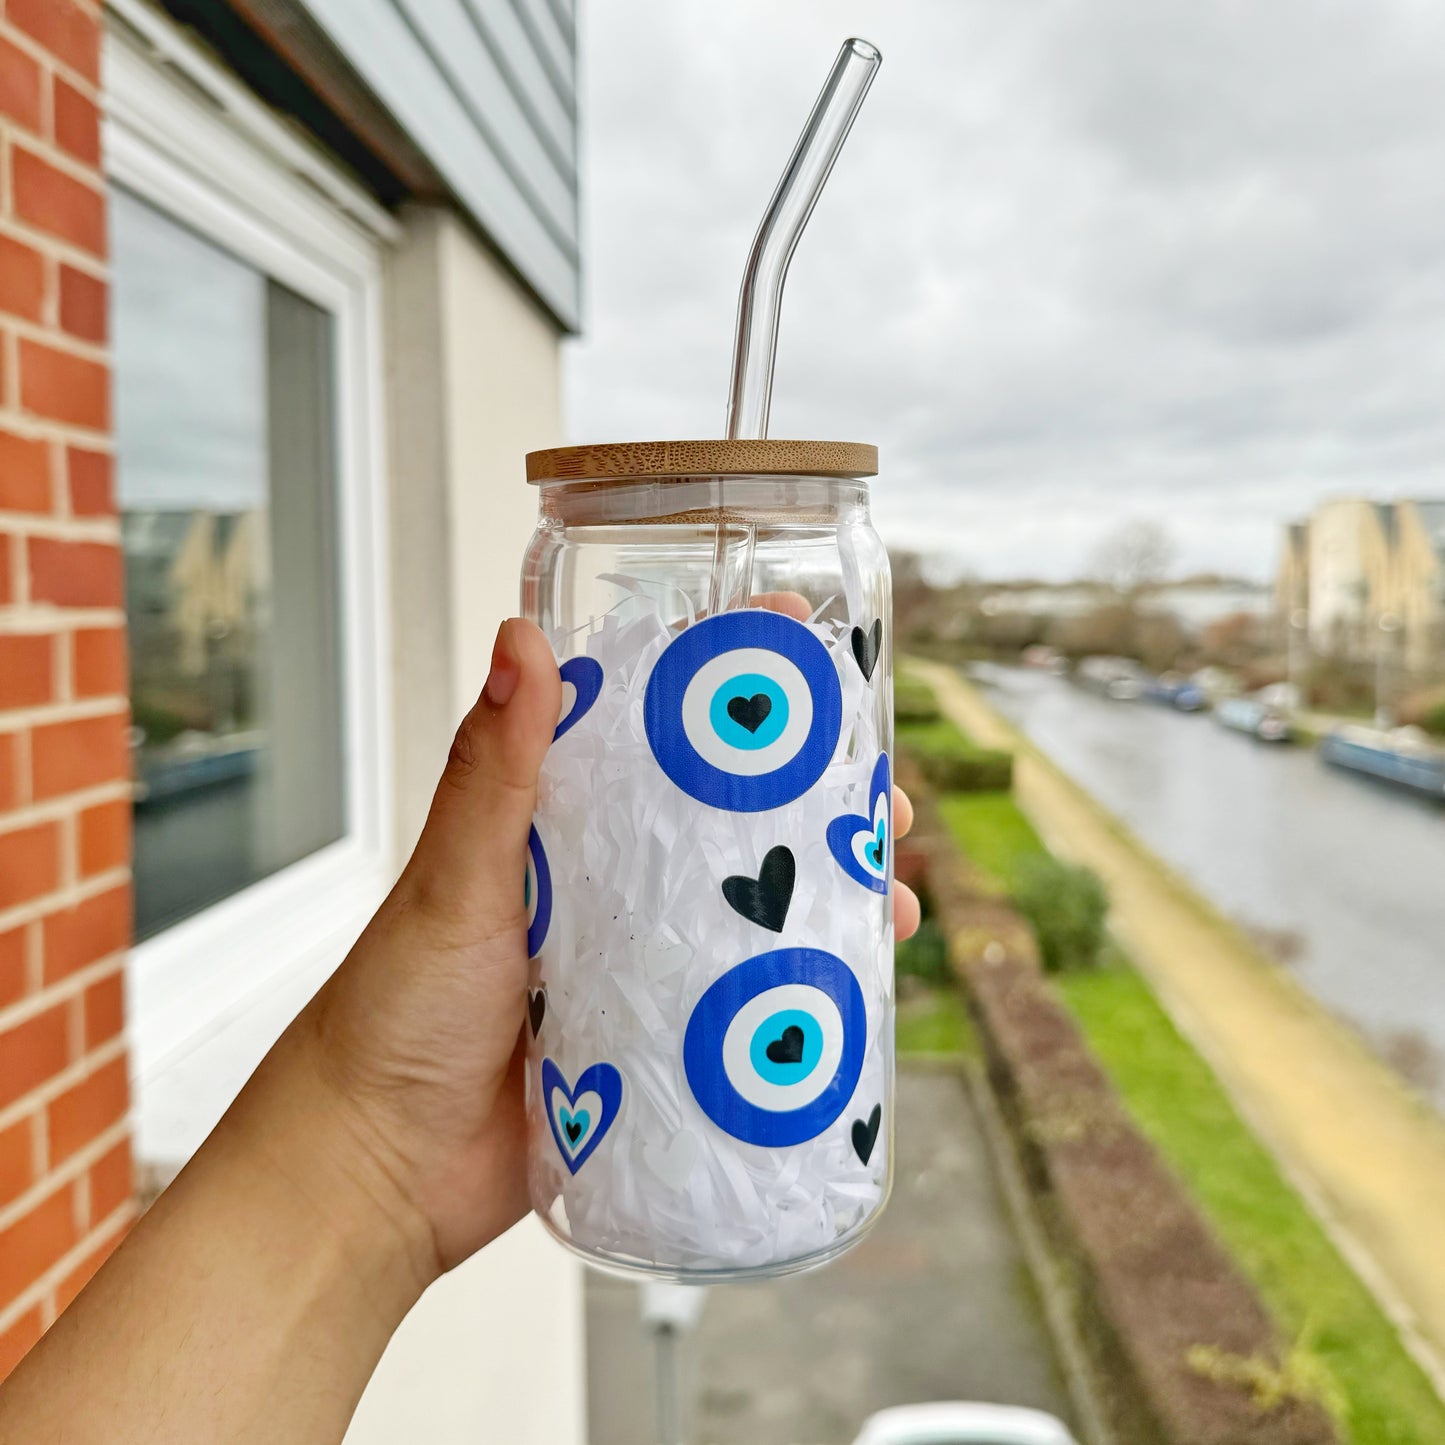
left=301, top=0, right=580, bottom=329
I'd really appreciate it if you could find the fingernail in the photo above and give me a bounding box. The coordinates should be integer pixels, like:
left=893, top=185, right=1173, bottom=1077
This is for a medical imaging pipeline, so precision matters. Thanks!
left=483, top=620, right=521, bottom=708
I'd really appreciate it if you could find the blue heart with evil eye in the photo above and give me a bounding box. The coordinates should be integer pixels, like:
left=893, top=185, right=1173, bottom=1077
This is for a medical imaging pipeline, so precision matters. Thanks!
left=542, top=1057, right=623, bottom=1174
left=553, top=657, right=603, bottom=741
left=826, top=752, right=891, bottom=895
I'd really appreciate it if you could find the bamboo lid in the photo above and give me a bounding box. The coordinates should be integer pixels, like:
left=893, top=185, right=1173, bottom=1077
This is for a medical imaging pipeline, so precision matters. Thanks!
left=526, top=439, right=878, bottom=483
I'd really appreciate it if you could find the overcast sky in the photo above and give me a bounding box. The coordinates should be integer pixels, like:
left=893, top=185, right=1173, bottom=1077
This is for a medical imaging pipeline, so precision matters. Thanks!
left=564, top=0, right=1445, bottom=581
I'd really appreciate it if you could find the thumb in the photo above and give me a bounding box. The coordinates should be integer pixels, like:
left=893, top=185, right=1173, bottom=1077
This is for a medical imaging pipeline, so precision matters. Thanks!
left=402, top=618, right=561, bottom=937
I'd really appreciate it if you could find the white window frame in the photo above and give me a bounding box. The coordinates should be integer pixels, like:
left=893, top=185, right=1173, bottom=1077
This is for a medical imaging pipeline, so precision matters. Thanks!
left=104, top=6, right=397, bottom=1164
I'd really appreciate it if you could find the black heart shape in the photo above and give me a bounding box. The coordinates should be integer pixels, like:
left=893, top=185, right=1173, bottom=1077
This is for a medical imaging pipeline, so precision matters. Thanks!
left=726, top=692, right=773, bottom=734
left=851, top=619, right=882, bottom=682
left=765, top=1024, right=806, bottom=1065
left=564, top=1119, right=584, bottom=1145
left=852, top=1104, right=882, bottom=1165
left=528, top=989, right=546, bottom=1038
left=722, top=845, right=796, bottom=933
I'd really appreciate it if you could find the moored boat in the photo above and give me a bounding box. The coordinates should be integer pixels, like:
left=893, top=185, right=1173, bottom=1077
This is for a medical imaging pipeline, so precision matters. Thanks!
left=1319, top=726, right=1445, bottom=800
left=1215, top=697, right=1292, bottom=743
left=1144, top=674, right=1208, bottom=712
left=1075, top=655, right=1147, bottom=701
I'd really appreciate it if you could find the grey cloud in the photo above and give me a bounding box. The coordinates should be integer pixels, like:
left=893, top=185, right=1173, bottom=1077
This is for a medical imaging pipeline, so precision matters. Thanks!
left=566, top=0, right=1445, bottom=579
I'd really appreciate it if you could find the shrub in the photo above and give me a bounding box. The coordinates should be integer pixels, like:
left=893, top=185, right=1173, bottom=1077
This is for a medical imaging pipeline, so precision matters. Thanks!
left=897, top=719, right=1014, bottom=793
left=895, top=675, right=941, bottom=725
left=1397, top=684, right=1445, bottom=737
left=920, top=747, right=1013, bottom=793
left=130, top=699, right=188, bottom=746
left=1013, top=856, right=1109, bottom=973
left=894, top=916, right=951, bottom=987
left=1305, top=657, right=1375, bottom=714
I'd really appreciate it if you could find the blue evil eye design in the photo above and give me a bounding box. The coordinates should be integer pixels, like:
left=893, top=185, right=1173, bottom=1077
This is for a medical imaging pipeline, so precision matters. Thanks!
left=554, top=656, right=603, bottom=741
left=644, top=610, right=843, bottom=813
left=542, top=1058, right=623, bottom=1174
left=826, top=752, right=891, bottom=895
left=526, top=824, right=552, bottom=959
left=683, top=947, right=867, bottom=1147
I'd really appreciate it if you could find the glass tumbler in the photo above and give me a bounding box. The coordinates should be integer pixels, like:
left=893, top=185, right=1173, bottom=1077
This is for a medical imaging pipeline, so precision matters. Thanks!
left=520, top=439, right=893, bottom=1280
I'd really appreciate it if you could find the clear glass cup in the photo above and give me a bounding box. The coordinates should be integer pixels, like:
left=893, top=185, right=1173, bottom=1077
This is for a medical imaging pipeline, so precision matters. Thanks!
left=520, top=447, right=893, bottom=1280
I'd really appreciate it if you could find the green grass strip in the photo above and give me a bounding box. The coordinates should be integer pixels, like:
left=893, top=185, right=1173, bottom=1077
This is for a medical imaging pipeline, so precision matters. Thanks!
left=1057, top=965, right=1445, bottom=1445
left=937, top=789, right=1047, bottom=892
left=896, top=987, right=977, bottom=1059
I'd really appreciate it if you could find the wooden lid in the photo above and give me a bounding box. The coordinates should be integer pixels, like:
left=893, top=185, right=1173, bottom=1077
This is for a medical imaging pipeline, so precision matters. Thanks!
left=525, top=439, right=878, bottom=483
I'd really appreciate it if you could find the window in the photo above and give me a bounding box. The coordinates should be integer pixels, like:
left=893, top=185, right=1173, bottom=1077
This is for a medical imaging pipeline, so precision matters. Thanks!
left=114, top=191, right=347, bottom=939
left=105, top=8, right=396, bottom=1162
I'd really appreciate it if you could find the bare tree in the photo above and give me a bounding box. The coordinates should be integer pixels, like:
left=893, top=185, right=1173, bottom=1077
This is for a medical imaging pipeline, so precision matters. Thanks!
left=888, top=549, right=931, bottom=611
left=1089, top=520, right=1178, bottom=599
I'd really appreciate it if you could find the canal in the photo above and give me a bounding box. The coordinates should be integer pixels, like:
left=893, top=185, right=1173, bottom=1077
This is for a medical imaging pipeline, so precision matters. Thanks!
left=973, top=663, right=1445, bottom=1108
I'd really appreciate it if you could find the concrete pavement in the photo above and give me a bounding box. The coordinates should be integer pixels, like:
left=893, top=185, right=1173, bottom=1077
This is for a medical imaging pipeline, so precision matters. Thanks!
left=585, top=1067, right=1073, bottom=1445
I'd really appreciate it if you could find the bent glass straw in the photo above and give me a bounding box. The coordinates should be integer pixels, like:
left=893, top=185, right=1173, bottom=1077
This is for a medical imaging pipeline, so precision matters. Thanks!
left=726, top=37, right=882, bottom=441
left=709, top=38, right=882, bottom=614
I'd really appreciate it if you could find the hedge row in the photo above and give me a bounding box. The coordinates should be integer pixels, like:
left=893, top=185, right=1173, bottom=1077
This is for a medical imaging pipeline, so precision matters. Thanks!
left=896, top=717, right=1014, bottom=793
left=896, top=674, right=943, bottom=725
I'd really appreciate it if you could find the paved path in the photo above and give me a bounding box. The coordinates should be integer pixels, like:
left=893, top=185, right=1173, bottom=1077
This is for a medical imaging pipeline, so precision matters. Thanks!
left=913, top=659, right=1445, bottom=1389
left=586, top=1068, right=1073, bottom=1445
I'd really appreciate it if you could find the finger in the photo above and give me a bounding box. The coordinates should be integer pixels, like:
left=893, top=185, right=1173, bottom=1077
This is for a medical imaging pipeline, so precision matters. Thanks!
left=403, top=619, right=562, bottom=935
left=892, top=787, right=914, bottom=840
left=894, top=881, right=921, bottom=941
left=750, top=591, right=812, bottom=621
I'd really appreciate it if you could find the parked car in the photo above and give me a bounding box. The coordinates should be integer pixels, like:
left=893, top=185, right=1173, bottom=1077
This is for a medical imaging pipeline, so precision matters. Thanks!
left=851, top=1402, right=1079, bottom=1445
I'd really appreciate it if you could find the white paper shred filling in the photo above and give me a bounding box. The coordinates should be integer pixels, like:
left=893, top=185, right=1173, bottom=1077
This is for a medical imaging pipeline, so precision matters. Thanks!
left=526, top=600, right=894, bottom=1275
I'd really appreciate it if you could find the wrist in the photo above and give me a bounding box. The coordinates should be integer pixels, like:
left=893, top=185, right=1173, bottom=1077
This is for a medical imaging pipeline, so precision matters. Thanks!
left=219, top=1014, right=442, bottom=1326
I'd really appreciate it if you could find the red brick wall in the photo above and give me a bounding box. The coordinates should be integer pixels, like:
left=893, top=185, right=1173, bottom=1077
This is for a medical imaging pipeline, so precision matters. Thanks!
left=0, top=0, right=134, bottom=1380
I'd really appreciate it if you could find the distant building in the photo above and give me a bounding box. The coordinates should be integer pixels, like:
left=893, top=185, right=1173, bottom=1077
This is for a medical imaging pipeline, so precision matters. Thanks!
left=1273, top=522, right=1309, bottom=625
left=1278, top=499, right=1445, bottom=672
left=1305, top=500, right=1397, bottom=654
left=1393, top=502, right=1445, bottom=671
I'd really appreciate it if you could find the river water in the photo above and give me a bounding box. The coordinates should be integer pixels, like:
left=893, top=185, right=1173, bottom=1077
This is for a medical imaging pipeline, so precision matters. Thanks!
left=973, top=663, right=1445, bottom=1106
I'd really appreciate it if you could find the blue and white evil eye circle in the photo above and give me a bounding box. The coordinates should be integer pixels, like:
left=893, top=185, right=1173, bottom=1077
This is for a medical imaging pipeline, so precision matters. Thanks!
left=554, top=656, right=603, bottom=742
left=826, top=752, right=892, bottom=895
left=683, top=947, right=866, bottom=1147
left=644, top=610, right=843, bottom=812
left=526, top=824, right=552, bottom=959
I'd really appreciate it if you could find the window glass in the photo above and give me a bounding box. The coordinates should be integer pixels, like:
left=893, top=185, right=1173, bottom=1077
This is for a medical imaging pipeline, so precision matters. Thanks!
left=112, top=187, right=346, bottom=940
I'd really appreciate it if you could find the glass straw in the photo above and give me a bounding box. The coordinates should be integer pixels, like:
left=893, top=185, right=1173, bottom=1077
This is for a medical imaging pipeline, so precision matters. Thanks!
left=708, top=37, right=882, bottom=616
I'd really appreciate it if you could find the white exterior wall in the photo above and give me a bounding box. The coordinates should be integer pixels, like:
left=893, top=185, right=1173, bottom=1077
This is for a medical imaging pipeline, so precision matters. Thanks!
left=346, top=1223, right=586, bottom=1445
left=347, top=206, right=585, bottom=1445
left=436, top=216, right=565, bottom=718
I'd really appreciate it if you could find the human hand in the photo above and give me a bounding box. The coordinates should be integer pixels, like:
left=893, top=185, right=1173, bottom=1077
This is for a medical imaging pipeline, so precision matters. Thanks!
left=0, top=610, right=922, bottom=1445
left=282, top=614, right=920, bottom=1290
